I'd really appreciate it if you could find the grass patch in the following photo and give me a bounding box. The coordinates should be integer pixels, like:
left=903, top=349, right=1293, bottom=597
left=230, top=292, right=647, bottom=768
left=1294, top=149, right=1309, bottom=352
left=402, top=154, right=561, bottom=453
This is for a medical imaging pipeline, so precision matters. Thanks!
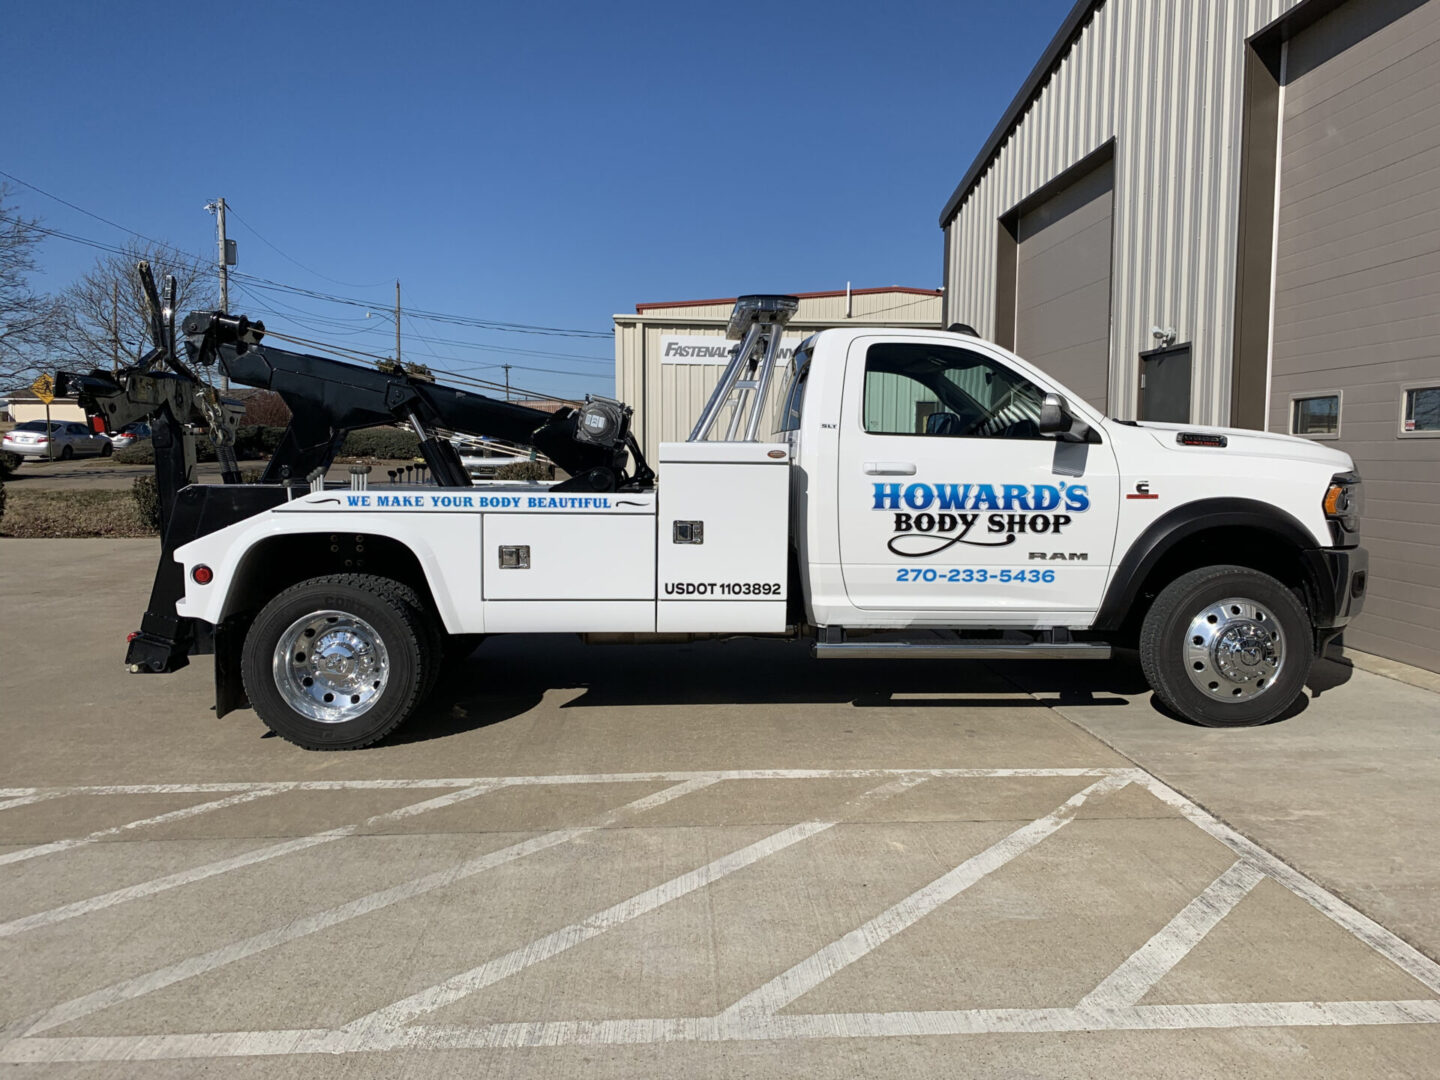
left=0, top=489, right=157, bottom=539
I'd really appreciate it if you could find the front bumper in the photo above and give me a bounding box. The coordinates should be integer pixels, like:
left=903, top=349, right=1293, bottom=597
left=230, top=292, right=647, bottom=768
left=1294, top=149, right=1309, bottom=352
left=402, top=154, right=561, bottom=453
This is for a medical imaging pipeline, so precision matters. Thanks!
left=1307, top=545, right=1368, bottom=631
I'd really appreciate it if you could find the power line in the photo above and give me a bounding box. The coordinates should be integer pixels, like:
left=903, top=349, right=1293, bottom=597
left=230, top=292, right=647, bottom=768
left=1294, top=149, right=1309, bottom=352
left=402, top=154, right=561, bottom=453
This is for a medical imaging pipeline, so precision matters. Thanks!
left=232, top=285, right=613, bottom=385
left=232, top=275, right=612, bottom=338
left=223, top=203, right=392, bottom=289
left=233, top=284, right=611, bottom=387
left=0, top=176, right=614, bottom=339
left=0, top=169, right=202, bottom=266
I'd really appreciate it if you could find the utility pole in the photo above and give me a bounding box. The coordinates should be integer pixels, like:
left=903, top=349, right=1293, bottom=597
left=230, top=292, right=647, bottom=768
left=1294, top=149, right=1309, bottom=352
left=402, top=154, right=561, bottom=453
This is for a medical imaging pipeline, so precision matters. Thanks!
left=503, top=363, right=512, bottom=402
left=205, top=198, right=232, bottom=389
left=395, top=279, right=401, bottom=367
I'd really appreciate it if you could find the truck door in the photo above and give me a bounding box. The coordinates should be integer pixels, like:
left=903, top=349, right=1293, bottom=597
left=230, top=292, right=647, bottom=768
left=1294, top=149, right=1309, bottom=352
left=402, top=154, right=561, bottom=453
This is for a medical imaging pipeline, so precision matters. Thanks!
left=836, top=336, right=1119, bottom=621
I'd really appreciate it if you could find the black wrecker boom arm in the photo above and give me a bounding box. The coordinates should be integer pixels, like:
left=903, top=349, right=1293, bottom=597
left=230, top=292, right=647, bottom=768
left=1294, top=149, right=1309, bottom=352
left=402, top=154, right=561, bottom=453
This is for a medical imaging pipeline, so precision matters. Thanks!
left=56, top=265, right=651, bottom=683
left=181, top=311, right=651, bottom=493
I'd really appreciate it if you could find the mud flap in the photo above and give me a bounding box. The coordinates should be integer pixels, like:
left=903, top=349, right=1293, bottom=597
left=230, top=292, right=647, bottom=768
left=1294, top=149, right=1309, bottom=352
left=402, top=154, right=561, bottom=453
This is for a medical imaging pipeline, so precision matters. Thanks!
left=213, top=616, right=251, bottom=719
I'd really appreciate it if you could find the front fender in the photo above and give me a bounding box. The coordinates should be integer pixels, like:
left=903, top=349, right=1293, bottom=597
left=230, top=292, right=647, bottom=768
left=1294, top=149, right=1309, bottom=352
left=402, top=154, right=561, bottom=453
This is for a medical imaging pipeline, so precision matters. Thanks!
left=1092, top=497, right=1324, bottom=631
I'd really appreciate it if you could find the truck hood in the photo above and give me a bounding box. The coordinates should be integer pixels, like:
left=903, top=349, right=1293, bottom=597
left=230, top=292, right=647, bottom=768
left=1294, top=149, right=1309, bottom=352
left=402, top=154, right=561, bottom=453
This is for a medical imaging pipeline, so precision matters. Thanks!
left=1105, top=420, right=1355, bottom=471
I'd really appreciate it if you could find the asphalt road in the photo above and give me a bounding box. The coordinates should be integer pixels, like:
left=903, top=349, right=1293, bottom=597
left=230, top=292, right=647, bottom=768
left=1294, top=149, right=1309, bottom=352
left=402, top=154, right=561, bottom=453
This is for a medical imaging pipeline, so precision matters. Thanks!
left=2, top=539, right=1438, bottom=1077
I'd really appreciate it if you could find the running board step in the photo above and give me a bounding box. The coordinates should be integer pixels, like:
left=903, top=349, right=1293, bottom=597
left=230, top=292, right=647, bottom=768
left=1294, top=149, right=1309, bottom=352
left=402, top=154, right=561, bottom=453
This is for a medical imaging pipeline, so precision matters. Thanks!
left=813, top=641, right=1111, bottom=661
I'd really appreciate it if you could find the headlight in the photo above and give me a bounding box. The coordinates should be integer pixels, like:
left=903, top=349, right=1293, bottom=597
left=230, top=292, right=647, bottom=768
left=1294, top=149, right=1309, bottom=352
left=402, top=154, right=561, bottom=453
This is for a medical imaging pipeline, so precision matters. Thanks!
left=1323, top=470, right=1362, bottom=546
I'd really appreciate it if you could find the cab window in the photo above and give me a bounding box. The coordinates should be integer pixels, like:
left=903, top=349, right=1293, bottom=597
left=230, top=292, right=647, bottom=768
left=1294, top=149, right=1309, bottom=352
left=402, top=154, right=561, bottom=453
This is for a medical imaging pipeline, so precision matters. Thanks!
left=862, top=342, right=1046, bottom=439
left=777, top=349, right=811, bottom=433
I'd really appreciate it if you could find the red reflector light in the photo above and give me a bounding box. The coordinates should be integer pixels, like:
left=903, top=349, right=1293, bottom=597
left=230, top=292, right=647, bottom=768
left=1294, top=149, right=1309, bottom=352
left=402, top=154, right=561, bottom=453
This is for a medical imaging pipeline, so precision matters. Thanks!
left=191, top=565, right=214, bottom=585
left=127, top=631, right=139, bottom=642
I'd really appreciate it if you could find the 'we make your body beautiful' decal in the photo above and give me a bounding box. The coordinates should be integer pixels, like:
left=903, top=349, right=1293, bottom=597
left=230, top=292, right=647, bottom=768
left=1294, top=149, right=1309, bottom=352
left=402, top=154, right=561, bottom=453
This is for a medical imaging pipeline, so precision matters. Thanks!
left=871, top=482, right=1090, bottom=557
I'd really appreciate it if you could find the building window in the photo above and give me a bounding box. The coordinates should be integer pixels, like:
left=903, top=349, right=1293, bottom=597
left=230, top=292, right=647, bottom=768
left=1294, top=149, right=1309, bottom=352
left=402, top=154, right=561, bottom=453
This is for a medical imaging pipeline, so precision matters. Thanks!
left=1401, top=384, right=1440, bottom=437
left=1291, top=393, right=1340, bottom=439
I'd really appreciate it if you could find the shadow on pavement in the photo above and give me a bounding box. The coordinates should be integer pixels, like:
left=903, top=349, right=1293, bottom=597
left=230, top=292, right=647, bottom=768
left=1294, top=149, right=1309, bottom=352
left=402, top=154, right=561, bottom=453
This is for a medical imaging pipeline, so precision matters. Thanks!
left=387, top=634, right=1143, bottom=747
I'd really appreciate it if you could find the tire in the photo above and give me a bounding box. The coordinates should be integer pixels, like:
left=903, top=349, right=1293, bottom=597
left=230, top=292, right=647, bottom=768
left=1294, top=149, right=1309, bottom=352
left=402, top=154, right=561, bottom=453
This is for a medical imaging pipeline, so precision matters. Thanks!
left=1139, top=564, right=1312, bottom=727
left=241, top=574, right=433, bottom=749
left=100, top=442, right=113, bottom=457
left=370, top=579, right=444, bottom=701
left=59, top=445, right=74, bottom=460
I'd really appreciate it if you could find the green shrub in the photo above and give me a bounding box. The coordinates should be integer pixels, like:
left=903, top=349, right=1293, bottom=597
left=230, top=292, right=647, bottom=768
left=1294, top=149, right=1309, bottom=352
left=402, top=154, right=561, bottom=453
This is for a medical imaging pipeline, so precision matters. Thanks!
left=0, top=479, right=6, bottom=523
left=117, top=440, right=218, bottom=465
left=0, top=450, right=19, bottom=480
left=493, top=459, right=554, bottom=481
left=339, top=427, right=420, bottom=460
left=132, top=474, right=161, bottom=532
left=113, top=427, right=286, bottom=467
left=115, top=443, right=155, bottom=465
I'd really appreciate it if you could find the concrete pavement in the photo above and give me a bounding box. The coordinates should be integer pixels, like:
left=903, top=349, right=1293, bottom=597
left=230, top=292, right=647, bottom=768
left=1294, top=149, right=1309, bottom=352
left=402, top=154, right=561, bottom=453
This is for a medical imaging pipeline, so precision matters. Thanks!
left=1, top=538, right=1438, bottom=1077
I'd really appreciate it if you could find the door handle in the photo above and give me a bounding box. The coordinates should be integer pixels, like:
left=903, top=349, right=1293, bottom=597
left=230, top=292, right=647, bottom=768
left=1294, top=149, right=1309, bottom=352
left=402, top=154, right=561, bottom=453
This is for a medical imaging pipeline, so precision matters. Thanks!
left=863, top=462, right=916, bottom=475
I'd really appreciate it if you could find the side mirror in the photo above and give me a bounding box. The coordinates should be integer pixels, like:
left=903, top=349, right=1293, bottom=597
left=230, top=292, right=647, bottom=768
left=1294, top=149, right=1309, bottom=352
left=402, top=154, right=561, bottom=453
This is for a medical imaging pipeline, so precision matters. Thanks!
left=1038, top=392, right=1089, bottom=442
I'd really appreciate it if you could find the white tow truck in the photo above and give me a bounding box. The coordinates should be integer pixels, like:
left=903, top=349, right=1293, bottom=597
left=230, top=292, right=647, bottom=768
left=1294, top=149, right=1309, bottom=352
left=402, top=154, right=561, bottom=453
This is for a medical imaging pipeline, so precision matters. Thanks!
left=66, top=289, right=1368, bottom=749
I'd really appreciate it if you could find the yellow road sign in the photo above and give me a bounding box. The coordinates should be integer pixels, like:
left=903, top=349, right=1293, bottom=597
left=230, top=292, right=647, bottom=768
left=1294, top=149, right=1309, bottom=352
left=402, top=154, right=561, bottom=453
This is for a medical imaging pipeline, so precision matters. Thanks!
left=30, top=374, right=55, bottom=405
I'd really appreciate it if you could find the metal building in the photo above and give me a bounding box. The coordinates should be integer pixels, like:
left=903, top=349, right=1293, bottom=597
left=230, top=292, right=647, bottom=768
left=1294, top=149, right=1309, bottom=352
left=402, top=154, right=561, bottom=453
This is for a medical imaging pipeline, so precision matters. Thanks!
left=614, top=288, right=942, bottom=462
left=941, top=0, right=1440, bottom=673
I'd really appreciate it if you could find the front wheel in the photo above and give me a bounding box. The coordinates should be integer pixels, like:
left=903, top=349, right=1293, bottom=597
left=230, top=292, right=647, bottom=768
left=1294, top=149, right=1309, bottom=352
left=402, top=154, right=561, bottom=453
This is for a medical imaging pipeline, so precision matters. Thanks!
left=241, top=574, right=434, bottom=749
left=1139, top=565, right=1312, bottom=727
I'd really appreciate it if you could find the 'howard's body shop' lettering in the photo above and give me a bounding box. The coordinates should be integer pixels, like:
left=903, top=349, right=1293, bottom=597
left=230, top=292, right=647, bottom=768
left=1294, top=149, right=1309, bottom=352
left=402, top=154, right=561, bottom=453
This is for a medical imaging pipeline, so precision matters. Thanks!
left=871, top=482, right=1090, bottom=557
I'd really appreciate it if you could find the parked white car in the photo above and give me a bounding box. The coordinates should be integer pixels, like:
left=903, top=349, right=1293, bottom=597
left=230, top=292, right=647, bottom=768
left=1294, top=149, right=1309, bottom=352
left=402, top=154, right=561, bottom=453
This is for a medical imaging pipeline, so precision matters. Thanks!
left=2, top=420, right=113, bottom=460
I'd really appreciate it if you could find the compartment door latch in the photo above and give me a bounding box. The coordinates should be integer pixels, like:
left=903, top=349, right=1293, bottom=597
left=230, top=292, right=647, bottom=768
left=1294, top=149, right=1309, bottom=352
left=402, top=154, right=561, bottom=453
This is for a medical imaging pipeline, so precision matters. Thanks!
left=498, top=545, right=531, bottom=569
left=672, top=521, right=704, bottom=544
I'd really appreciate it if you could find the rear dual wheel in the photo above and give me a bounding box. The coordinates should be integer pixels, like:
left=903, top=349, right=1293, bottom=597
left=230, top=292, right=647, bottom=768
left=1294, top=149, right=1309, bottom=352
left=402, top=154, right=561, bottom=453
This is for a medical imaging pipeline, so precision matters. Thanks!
left=241, top=574, right=436, bottom=750
left=1139, top=565, right=1312, bottom=728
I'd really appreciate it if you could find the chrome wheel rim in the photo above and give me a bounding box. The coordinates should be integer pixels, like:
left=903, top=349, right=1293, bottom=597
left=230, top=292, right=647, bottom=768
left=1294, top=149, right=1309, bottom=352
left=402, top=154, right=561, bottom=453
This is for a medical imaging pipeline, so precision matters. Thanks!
left=1183, top=596, right=1284, bottom=702
left=272, top=610, right=390, bottom=723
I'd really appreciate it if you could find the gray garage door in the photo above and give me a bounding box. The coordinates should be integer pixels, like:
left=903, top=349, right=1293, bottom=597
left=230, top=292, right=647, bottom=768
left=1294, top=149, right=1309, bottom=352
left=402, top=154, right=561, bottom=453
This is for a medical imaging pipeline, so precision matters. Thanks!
left=1268, top=0, right=1440, bottom=672
left=1014, top=159, right=1114, bottom=413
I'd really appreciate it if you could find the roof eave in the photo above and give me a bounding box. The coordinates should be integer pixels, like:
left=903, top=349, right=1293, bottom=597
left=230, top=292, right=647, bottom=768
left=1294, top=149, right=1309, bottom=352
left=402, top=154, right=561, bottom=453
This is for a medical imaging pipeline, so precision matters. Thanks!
left=938, top=0, right=1105, bottom=228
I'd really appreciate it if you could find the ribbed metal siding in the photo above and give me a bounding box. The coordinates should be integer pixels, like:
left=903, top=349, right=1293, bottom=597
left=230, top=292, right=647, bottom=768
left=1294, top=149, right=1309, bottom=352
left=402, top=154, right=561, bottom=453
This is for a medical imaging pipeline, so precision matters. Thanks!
left=943, top=0, right=1305, bottom=424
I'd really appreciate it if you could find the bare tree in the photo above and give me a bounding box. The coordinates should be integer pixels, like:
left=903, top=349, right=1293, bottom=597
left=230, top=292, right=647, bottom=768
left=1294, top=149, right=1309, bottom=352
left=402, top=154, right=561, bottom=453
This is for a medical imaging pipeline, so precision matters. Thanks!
left=53, top=242, right=215, bottom=373
left=241, top=389, right=291, bottom=426
left=0, top=185, right=58, bottom=387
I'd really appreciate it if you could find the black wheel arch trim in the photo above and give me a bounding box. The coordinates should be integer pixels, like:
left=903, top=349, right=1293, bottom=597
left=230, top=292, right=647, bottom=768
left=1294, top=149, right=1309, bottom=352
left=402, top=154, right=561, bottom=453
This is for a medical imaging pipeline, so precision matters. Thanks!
left=1093, top=497, right=1328, bottom=632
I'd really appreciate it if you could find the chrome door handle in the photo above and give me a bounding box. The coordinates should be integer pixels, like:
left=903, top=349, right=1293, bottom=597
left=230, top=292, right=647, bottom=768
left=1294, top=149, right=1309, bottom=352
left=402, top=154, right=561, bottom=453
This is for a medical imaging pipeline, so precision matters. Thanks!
left=863, top=462, right=916, bottom=475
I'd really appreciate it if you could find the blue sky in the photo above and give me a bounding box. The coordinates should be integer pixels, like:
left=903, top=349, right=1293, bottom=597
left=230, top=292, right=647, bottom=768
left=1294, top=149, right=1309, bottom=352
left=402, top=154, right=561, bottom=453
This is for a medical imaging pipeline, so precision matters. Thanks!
left=2, top=0, right=1073, bottom=399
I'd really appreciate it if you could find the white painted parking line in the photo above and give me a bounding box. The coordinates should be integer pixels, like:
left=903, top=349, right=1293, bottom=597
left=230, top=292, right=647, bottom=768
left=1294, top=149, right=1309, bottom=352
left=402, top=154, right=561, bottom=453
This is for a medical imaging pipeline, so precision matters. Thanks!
left=0, top=782, right=506, bottom=939
left=345, top=776, right=929, bottom=1036
left=1080, top=859, right=1266, bottom=1009
left=19, top=777, right=719, bottom=1037
left=0, top=792, right=68, bottom=813
left=1140, top=776, right=1440, bottom=998
left=8, top=1000, right=1440, bottom=1062
left=5, top=768, right=1439, bottom=1065
left=719, top=773, right=1131, bottom=1022
left=0, top=787, right=287, bottom=868
left=5, top=768, right=1131, bottom=800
